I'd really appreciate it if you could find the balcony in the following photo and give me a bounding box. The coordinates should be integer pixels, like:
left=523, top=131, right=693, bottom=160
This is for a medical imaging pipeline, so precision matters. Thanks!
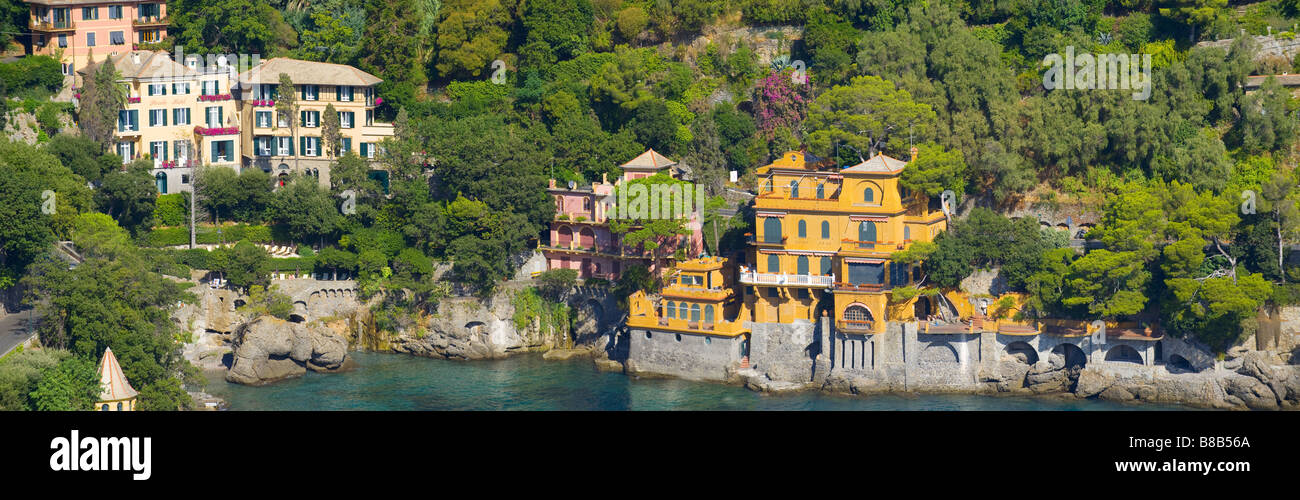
left=739, top=271, right=835, bottom=288
left=627, top=314, right=749, bottom=337
left=836, top=320, right=875, bottom=334
left=194, top=126, right=239, bottom=136
left=834, top=282, right=886, bottom=293
left=30, top=19, right=74, bottom=32
left=133, top=16, right=169, bottom=28
left=746, top=233, right=787, bottom=247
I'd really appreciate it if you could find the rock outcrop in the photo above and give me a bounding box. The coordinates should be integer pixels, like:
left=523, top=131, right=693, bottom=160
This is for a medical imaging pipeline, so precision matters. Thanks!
left=226, top=315, right=352, bottom=385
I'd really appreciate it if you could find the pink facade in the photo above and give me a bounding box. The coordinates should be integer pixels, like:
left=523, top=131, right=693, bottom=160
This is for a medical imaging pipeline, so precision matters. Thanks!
left=541, top=151, right=706, bottom=280
left=27, top=1, right=168, bottom=76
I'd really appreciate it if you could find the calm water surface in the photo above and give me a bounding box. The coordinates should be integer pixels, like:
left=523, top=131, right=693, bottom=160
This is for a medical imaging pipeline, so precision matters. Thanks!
left=204, top=351, right=1190, bottom=411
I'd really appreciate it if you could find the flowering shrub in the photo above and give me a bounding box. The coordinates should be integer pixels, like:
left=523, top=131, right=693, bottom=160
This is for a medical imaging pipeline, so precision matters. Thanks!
left=753, top=69, right=811, bottom=139
left=195, top=126, right=239, bottom=136
left=198, top=94, right=233, bottom=101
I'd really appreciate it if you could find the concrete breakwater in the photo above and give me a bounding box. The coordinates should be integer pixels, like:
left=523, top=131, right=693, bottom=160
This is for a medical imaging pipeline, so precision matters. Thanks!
left=623, top=316, right=1300, bottom=410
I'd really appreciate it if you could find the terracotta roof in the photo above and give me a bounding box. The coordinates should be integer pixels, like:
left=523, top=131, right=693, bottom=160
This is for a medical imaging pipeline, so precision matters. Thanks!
left=97, top=347, right=138, bottom=402
left=840, top=153, right=907, bottom=174
left=620, top=149, right=677, bottom=170
left=237, top=58, right=382, bottom=87
left=78, top=50, right=200, bottom=80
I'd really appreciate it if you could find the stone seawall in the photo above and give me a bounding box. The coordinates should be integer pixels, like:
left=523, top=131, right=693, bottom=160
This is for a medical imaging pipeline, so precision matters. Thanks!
left=623, top=316, right=1300, bottom=410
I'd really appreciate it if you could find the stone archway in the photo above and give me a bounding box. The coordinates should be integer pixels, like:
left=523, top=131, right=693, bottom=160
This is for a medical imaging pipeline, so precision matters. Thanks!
left=1167, top=354, right=1195, bottom=373
left=1105, top=344, right=1143, bottom=364
left=1004, top=341, right=1039, bottom=365
left=1051, top=343, right=1087, bottom=369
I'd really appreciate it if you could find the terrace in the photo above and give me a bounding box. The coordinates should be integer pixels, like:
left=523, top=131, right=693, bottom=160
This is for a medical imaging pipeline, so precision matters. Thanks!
left=739, top=271, right=835, bottom=288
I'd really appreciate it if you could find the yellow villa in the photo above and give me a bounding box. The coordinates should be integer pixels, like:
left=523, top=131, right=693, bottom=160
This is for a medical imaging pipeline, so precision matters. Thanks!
left=743, top=149, right=948, bottom=333
left=95, top=347, right=137, bottom=411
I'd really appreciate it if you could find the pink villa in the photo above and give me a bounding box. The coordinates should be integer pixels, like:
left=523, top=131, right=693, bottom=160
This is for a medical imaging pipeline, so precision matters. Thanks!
left=25, top=0, right=169, bottom=78
left=542, top=149, right=705, bottom=280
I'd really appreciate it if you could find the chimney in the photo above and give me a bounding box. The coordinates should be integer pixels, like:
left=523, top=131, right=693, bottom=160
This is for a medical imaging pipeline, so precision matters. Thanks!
left=909, top=146, right=919, bottom=162
left=548, top=178, right=556, bottom=189
left=132, top=52, right=140, bottom=65
left=602, top=172, right=607, bottom=184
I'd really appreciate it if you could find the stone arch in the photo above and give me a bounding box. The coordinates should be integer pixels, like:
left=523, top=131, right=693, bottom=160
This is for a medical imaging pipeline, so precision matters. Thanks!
left=1051, top=343, right=1088, bottom=369
left=1105, top=344, right=1143, bottom=364
left=465, top=321, right=486, bottom=335
left=293, top=300, right=308, bottom=318
left=1167, top=354, right=1195, bottom=373
left=1004, top=341, right=1039, bottom=365
left=288, top=313, right=306, bottom=323
left=920, top=342, right=959, bottom=364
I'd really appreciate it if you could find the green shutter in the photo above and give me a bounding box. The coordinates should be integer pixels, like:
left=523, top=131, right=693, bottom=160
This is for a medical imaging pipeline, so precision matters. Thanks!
left=300, top=136, right=306, bottom=157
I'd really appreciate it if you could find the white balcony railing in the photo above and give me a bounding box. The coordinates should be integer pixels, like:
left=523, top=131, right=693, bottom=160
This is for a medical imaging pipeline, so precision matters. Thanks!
left=739, top=271, right=835, bottom=288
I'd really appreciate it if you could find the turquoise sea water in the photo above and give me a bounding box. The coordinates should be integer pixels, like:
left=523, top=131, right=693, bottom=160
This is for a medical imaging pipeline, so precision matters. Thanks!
left=203, top=351, right=1191, bottom=411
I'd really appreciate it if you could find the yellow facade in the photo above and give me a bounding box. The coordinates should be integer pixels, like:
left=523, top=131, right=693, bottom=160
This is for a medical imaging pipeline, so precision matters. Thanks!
left=744, top=150, right=948, bottom=333
left=626, top=257, right=749, bottom=337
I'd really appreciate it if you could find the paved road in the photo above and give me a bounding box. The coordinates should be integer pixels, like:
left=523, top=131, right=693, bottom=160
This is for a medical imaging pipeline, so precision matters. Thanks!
left=0, top=308, right=40, bottom=357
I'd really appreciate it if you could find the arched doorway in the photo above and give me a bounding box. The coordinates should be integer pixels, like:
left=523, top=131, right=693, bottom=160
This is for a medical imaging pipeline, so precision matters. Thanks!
left=858, top=221, right=876, bottom=248
left=579, top=227, right=595, bottom=248
left=556, top=226, right=573, bottom=246
left=155, top=172, right=167, bottom=194
left=278, top=172, right=289, bottom=187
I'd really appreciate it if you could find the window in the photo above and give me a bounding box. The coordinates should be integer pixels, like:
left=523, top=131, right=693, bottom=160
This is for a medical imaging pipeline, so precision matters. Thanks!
left=211, top=140, right=233, bottom=163
left=301, top=136, right=320, bottom=157
left=360, top=143, right=374, bottom=159
left=762, top=217, right=782, bottom=244
left=277, top=111, right=289, bottom=128
left=689, top=305, right=700, bottom=322
left=182, top=175, right=190, bottom=185
left=904, top=226, right=911, bottom=241
left=148, top=109, right=167, bottom=127
left=256, top=111, right=272, bottom=128
left=797, top=220, right=806, bottom=238
left=819, top=257, right=832, bottom=275
left=844, top=305, right=872, bottom=323
left=767, top=254, right=780, bottom=273
left=109, top=31, right=125, bottom=45
left=858, top=222, right=876, bottom=247
left=173, top=140, right=191, bottom=162
left=797, top=256, right=809, bottom=275
left=789, top=180, right=799, bottom=198
left=340, top=111, right=353, bottom=129
left=821, top=220, right=830, bottom=239
left=57, top=34, right=67, bottom=48
left=149, top=141, right=167, bottom=161
left=82, top=7, right=98, bottom=20
left=205, top=106, right=223, bottom=127
left=816, top=183, right=825, bottom=199
left=172, top=82, right=190, bottom=95
left=847, top=263, right=884, bottom=285
left=256, top=137, right=273, bottom=156
left=148, top=83, right=167, bottom=96
left=117, top=110, right=138, bottom=131
left=705, top=305, right=714, bottom=323
left=302, top=85, right=318, bottom=100
left=340, top=137, right=351, bottom=154
left=338, top=85, right=353, bottom=101
left=139, top=3, right=160, bottom=19
left=666, top=301, right=675, bottom=318
left=863, top=187, right=874, bottom=203
left=277, top=136, right=293, bottom=156
left=86, top=32, right=96, bottom=47
left=201, top=80, right=219, bottom=96
left=172, top=108, right=190, bottom=125
left=365, top=109, right=373, bottom=126
left=301, top=111, right=319, bottom=127
left=108, top=5, right=123, bottom=19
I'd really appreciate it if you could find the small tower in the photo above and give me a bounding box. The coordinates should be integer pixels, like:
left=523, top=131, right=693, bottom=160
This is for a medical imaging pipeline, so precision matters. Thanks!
left=95, top=347, right=138, bottom=411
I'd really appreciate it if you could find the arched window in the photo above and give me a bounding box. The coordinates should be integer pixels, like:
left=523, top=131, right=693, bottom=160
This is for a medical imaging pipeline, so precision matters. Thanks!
left=821, top=220, right=830, bottom=239
left=844, top=304, right=873, bottom=323
left=789, top=180, right=799, bottom=198
left=690, top=304, right=701, bottom=322
left=705, top=305, right=715, bottom=323
left=762, top=217, right=782, bottom=244
left=583, top=197, right=592, bottom=211
left=555, top=196, right=563, bottom=211
left=816, top=183, right=825, bottom=199
left=679, top=302, right=688, bottom=318
left=557, top=226, right=573, bottom=245
left=767, top=254, right=780, bottom=273
left=820, top=257, right=832, bottom=275
left=666, top=301, right=675, bottom=318
left=763, top=178, right=772, bottom=193
left=101, top=404, right=109, bottom=411
left=797, top=219, right=807, bottom=238
left=858, top=221, right=876, bottom=247
left=864, top=187, right=874, bottom=203
left=797, top=255, right=809, bottom=275
left=155, top=172, right=167, bottom=194
left=117, top=402, right=123, bottom=411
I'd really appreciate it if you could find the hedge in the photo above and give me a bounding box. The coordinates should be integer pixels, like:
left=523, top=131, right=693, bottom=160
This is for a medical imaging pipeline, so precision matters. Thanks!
left=143, top=224, right=273, bottom=246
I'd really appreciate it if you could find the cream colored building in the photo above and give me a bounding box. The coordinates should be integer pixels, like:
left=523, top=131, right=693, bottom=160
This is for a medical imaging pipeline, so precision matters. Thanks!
left=234, top=58, right=394, bottom=188
left=95, top=347, right=137, bottom=411
left=78, top=50, right=242, bottom=194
